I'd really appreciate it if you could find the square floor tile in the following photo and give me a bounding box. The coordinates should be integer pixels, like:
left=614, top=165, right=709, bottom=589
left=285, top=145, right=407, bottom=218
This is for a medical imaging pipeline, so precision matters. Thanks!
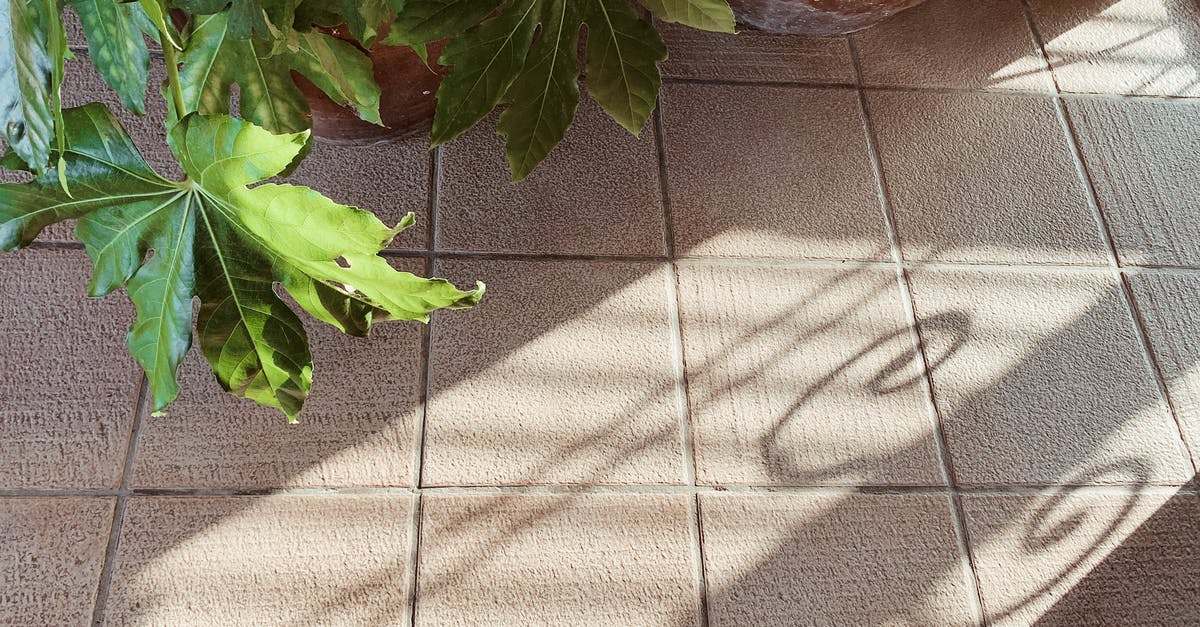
left=854, top=0, right=1052, bottom=92
left=663, top=83, right=889, bottom=260
left=0, top=497, right=113, bottom=625
left=1066, top=97, right=1200, bottom=266
left=869, top=91, right=1107, bottom=264
left=658, top=21, right=854, bottom=83
left=437, top=98, right=665, bottom=256
left=423, top=259, right=684, bottom=485
left=700, top=493, right=976, bottom=625
left=1028, top=0, right=1200, bottom=97
left=1127, top=272, right=1200, bottom=464
left=133, top=259, right=427, bottom=489
left=416, top=493, right=699, bottom=626
left=908, top=269, right=1192, bottom=486
left=288, top=139, right=432, bottom=251
left=104, top=495, right=412, bottom=625
left=677, top=262, right=944, bottom=486
left=963, top=491, right=1200, bottom=625
left=0, top=248, right=140, bottom=489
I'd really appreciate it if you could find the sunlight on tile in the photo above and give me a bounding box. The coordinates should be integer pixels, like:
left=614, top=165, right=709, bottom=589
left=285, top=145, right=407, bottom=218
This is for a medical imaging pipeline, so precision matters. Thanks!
left=104, top=496, right=411, bottom=625
left=1032, top=0, right=1200, bottom=96
left=423, top=260, right=684, bottom=486
left=965, top=491, right=1200, bottom=625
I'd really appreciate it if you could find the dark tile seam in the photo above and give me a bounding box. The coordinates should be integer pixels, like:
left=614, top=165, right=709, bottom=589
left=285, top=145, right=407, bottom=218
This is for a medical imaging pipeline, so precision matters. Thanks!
left=847, top=35, right=988, bottom=627
left=88, top=375, right=149, bottom=627
left=1019, top=0, right=1200, bottom=479
left=653, top=85, right=710, bottom=627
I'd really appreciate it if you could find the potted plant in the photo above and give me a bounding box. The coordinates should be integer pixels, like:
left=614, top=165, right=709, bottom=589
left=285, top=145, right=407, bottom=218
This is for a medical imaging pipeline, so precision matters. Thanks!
left=0, top=0, right=737, bottom=420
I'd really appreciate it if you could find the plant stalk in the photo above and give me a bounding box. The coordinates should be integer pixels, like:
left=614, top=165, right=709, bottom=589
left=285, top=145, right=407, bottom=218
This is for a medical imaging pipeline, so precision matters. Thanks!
left=157, top=7, right=187, bottom=123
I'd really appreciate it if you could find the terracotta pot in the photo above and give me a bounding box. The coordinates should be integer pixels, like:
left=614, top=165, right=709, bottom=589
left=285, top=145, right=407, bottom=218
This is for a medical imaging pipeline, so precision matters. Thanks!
left=295, top=29, right=448, bottom=145
left=727, top=0, right=928, bottom=36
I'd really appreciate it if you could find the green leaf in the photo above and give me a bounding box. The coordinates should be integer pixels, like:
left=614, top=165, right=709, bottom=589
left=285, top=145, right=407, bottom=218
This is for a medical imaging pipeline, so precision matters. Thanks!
left=585, top=0, right=665, bottom=135
left=71, top=0, right=151, bottom=114
left=289, top=31, right=382, bottom=125
left=637, top=0, right=734, bottom=33
left=496, top=0, right=582, bottom=181
left=0, top=0, right=56, bottom=174
left=177, top=13, right=309, bottom=133
left=2, top=104, right=483, bottom=419
left=340, top=0, right=390, bottom=47
left=430, top=0, right=540, bottom=146
left=382, top=0, right=502, bottom=47
left=173, top=0, right=296, bottom=40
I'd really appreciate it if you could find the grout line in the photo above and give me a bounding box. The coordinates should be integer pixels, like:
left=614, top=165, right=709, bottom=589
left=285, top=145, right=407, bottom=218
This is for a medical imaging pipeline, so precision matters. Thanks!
left=1020, top=0, right=1200, bottom=479
left=4, top=483, right=1195, bottom=498
left=848, top=36, right=987, bottom=627
left=654, top=94, right=708, bottom=627
left=89, top=375, right=149, bottom=627
left=426, top=145, right=442, bottom=253
left=405, top=492, right=424, bottom=627
left=662, top=76, right=1200, bottom=104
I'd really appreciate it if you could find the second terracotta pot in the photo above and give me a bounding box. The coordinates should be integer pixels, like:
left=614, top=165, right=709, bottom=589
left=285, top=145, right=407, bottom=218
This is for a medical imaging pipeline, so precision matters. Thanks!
left=295, top=30, right=448, bottom=145
left=727, top=0, right=928, bottom=35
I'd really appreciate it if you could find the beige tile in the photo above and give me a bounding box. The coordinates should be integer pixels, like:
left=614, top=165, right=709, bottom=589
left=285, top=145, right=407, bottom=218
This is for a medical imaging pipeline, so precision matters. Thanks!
left=104, top=495, right=412, bottom=625
left=0, top=497, right=113, bottom=626
left=1127, top=272, right=1200, bottom=464
left=855, top=0, right=1052, bottom=92
left=663, top=83, right=889, bottom=260
left=659, top=21, right=855, bottom=83
left=963, top=491, right=1200, bottom=625
left=908, top=269, right=1192, bottom=485
left=133, top=260, right=426, bottom=489
left=869, top=91, right=1107, bottom=265
left=438, top=98, right=664, bottom=256
left=289, top=138, right=431, bottom=251
left=701, top=493, right=976, bottom=625
left=416, top=493, right=699, bottom=626
left=423, top=259, right=684, bottom=485
left=677, top=262, right=943, bottom=486
left=1066, top=97, right=1200, bottom=266
left=0, top=248, right=140, bottom=489
left=1029, top=0, right=1200, bottom=97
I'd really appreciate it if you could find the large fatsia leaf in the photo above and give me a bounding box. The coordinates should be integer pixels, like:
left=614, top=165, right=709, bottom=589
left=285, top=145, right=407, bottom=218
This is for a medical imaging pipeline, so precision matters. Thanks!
left=584, top=0, right=666, bottom=135
left=178, top=13, right=382, bottom=133
left=496, top=0, right=582, bottom=181
left=0, top=0, right=57, bottom=174
left=381, top=0, right=503, bottom=47
left=432, top=0, right=702, bottom=179
left=172, top=0, right=297, bottom=40
left=340, top=0, right=391, bottom=47
left=637, top=0, right=734, bottom=32
left=71, top=0, right=151, bottom=114
left=429, top=0, right=540, bottom=146
left=0, top=104, right=483, bottom=419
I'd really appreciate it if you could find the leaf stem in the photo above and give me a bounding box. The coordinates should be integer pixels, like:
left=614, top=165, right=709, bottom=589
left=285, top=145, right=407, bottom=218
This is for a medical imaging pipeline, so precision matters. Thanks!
left=156, top=3, right=187, bottom=122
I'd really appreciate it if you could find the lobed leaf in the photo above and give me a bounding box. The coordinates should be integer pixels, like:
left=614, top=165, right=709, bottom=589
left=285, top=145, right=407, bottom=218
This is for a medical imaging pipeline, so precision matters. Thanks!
left=637, top=0, right=735, bottom=32
left=382, top=0, right=503, bottom=47
left=585, top=0, right=666, bottom=136
left=71, top=0, right=151, bottom=114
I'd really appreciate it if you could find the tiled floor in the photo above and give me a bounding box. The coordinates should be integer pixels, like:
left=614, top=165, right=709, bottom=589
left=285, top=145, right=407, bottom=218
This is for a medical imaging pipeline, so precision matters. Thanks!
left=4, top=0, right=1200, bottom=624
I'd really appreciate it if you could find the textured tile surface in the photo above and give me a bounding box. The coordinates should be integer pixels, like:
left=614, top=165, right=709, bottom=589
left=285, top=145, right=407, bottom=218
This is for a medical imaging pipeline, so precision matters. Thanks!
left=677, top=262, right=943, bottom=486
left=663, top=83, right=889, bottom=260
left=964, top=492, right=1200, bottom=625
left=855, top=0, right=1050, bottom=91
left=1029, top=0, right=1200, bottom=97
left=658, top=21, right=854, bottom=83
left=290, top=139, right=431, bottom=250
left=438, top=99, right=664, bottom=256
left=104, top=495, right=412, bottom=625
left=1128, top=272, right=1200, bottom=464
left=1067, top=97, right=1200, bottom=266
left=0, top=497, right=113, bottom=625
left=0, top=248, right=139, bottom=489
left=423, top=259, right=683, bottom=485
left=133, top=261, right=426, bottom=489
left=908, top=269, right=1192, bottom=485
left=416, top=494, right=698, bottom=626
left=869, top=90, right=1106, bottom=264
left=701, top=493, right=975, bottom=625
